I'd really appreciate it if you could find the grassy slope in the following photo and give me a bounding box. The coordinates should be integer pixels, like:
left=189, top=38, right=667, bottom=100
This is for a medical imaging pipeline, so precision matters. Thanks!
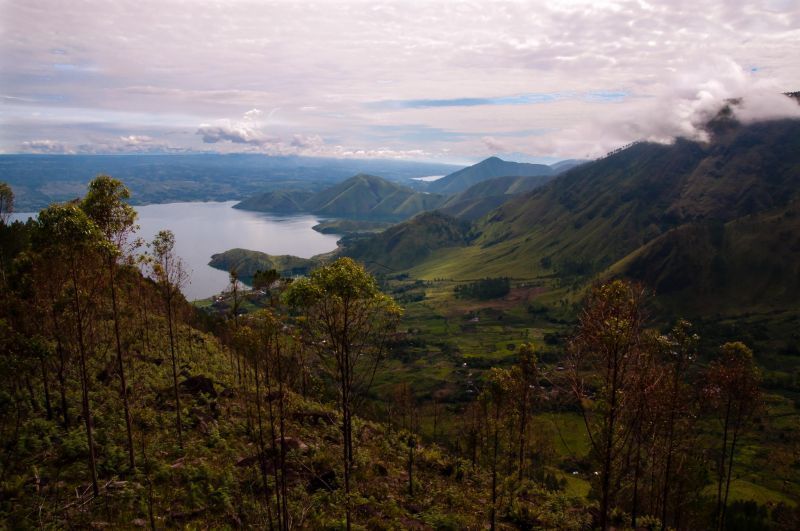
left=340, top=211, right=472, bottom=273
left=437, top=174, right=554, bottom=221
left=301, top=174, right=445, bottom=220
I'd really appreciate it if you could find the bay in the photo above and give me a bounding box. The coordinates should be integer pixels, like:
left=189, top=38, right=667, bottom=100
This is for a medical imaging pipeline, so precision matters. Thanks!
left=9, top=201, right=341, bottom=301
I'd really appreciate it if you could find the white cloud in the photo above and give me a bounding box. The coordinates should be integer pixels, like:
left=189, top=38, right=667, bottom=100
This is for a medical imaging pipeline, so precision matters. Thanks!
left=20, top=140, right=75, bottom=154
left=528, top=58, right=800, bottom=158
left=481, top=136, right=508, bottom=153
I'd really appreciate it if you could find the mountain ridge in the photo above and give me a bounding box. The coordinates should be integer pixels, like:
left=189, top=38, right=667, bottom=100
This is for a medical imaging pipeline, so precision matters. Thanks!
left=427, top=156, right=553, bottom=195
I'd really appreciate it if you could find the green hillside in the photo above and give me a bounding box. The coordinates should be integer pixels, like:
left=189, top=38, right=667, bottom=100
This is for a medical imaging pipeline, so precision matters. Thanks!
left=209, top=248, right=316, bottom=278
left=232, top=189, right=312, bottom=213
left=312, top=219, right=392, bottom=234
left=406, top=119, right=800, bottom=289
left=609, top=197, right=800, bottom=315
left=236, top=173, right=444, bottom=220
left=428, top=156, right=553, bottom=195
left=340, top=211, right=472, bottom=272
left=437, top=174, right=553, bottom=221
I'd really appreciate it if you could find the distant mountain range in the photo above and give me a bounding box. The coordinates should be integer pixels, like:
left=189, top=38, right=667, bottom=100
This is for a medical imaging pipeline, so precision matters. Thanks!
left=234, top=157, right=581, bottom=221
left=0, top=154, right=462, bottom=211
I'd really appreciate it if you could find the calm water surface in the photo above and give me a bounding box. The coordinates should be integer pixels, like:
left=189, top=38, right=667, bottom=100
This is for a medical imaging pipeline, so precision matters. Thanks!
left=11, top=201, right=341, bottom=300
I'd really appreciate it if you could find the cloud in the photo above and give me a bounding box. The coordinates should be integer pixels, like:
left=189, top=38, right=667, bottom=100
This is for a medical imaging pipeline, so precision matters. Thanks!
left=290, top=134, right=323, bottom=149
left=19, top=140, right=75, bottom=154
left=481, top=136, right=508, bottom=153
left=528, top=58, right=800, bottom=158
left=196, top=122, right=274, bottom=146
left=19, top=135, right=181, bottom=154
left=243, top=108, right=262, bottom=120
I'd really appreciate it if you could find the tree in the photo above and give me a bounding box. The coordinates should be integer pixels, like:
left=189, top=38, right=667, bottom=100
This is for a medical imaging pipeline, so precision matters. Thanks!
left=148, top=230, right=188, bottom=449
left=705, top=342, right=762, bottom=531
left=34, top=203, right=106, bottom=495
left=284, top=257, right=400, bottom=530
left=567, top=280, right=646, bottom=530
left=0, top=182, right=15, bottom=284
left=481, top=367, right=513, bottom=531
left=655, top=320, right=698, bottom=529
left=0, top=182, right=12, bottom=225
left=512, top=342, right=539, bottom=480
left=81, top=175, right=138, bottom=470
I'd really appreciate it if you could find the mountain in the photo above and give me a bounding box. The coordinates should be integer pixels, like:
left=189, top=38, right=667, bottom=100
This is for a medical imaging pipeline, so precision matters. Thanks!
left=363, top=116, right=800, bottom=315
left=437, top=174, right=553, bottom=221
left=340, top=211, right=471, bottom=272
left=237, top=173, right=445, bottom=220
left=209, top=248, right=316, bottom=279
left=427, top=156, right=553, bottom=195
left=232, top=189, right=312, bottom=213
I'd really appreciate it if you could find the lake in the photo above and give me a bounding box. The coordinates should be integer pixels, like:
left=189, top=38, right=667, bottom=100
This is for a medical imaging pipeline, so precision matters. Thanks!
left=10, top=201, right=341, bottom=301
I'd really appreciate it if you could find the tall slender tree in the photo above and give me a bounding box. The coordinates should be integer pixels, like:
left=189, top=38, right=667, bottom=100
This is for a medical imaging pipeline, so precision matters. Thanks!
left=81, top=175, right=138, bottom=470
left=567, top=280, right=646, bottom=530
left=148, top=230, right=188, bottom=449
left=34, top=204, right=106, bottom=495
left=705, top=342, right=762, bottom=531
left=284, top=257, right=400, bottom=530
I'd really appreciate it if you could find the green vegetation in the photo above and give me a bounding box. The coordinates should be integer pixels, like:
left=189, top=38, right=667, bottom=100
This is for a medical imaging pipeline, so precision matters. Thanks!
left=233, top=189, right=312, bottom=213
left=208, top=248, right=316, bottom=279
left=341, top=211, right=472, bottom=273
left=312, top=218, right=392, bottom=235
left=236, top=173, right=445, bottom=221
left=454, top=277, right=511, bottom=300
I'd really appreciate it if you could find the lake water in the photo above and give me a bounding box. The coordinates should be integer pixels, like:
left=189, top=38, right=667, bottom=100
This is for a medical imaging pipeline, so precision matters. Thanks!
left=10, top=201, right=341, bottom=301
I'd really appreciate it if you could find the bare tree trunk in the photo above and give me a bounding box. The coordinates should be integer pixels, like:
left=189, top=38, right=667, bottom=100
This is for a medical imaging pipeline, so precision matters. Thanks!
left=38, top=350, right=53, bottom=420
left=71, top=262, right=99, bottom=496
left=109, top=260, right=135, bottom=470
left=715, top=397, right=732, bottom=530
left=165, top=292, right=183, bottom=449
left=490, top=402, right=499, bottom=531
left=51, top=305, right=70, bottom=430
left=720, top=413, right=742, bottom=531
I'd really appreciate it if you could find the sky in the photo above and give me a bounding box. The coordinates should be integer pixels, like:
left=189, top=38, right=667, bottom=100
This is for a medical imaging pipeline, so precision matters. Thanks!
left=1, top=0, right=799, bottom=164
